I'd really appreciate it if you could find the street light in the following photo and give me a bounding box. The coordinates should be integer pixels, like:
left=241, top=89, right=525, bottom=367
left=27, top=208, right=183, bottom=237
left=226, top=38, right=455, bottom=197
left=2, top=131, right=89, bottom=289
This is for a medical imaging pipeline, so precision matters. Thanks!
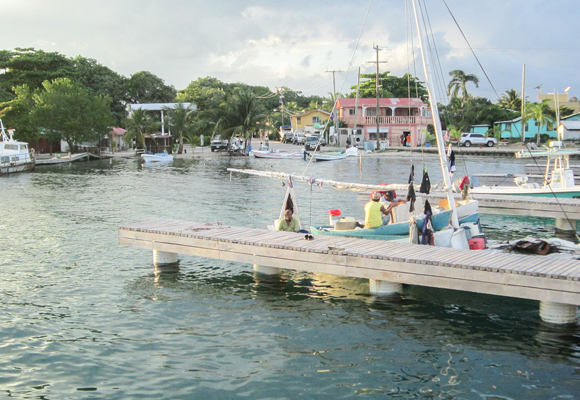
left=555, top=86, right=571, bottom=141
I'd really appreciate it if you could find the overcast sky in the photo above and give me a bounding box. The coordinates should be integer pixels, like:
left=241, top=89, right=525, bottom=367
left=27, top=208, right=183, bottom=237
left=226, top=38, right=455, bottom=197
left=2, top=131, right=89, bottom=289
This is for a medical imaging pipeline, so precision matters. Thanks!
left=3, top=0, right=579, bottom=104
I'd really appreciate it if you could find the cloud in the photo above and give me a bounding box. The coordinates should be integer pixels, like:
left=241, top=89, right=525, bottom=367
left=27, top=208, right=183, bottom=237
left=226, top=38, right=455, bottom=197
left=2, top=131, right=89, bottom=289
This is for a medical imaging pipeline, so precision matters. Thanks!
left=2, top=0, right=579, bottom=101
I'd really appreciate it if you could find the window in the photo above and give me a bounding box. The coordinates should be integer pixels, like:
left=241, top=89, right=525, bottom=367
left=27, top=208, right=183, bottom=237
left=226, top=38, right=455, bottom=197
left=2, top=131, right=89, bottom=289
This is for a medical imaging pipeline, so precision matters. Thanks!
left=297, top=117, right=301, bottom=124
left=366, top=108, right=377, bottom=117
left=312, top=116, right=321, bottom=124
left=349, top=109, right=356, bottom=115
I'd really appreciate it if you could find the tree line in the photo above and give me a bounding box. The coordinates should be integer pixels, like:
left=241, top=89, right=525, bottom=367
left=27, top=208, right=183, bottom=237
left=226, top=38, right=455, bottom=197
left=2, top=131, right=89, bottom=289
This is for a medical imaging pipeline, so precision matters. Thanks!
left=0, top=47, right=568, bottom=152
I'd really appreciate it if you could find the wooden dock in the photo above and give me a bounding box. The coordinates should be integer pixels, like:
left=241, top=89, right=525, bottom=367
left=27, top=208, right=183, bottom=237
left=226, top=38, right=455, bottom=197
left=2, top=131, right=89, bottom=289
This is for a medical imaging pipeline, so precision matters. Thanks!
left=35, top=152, right=108, bottom=165
left=119, top=219, right=580, bottom=323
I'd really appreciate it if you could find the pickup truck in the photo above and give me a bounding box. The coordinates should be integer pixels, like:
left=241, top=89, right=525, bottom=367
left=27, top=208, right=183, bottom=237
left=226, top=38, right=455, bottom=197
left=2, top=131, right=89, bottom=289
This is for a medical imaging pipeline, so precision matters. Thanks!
left=210, top=135, right=229, bottom=152
left=459, top=133, right=497, bottom=147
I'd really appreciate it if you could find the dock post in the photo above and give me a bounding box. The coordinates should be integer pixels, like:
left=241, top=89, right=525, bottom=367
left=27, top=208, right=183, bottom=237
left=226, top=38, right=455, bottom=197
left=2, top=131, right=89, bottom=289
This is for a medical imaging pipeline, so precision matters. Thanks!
left=369, top=279, right=402, bottom=295
left=539, top=301, right=578, bottom=324
left=555, top=218, right=577, bottom=233
left=253, top=264, right=282, bottom=275
left=153, top=250, right=179, bottom=265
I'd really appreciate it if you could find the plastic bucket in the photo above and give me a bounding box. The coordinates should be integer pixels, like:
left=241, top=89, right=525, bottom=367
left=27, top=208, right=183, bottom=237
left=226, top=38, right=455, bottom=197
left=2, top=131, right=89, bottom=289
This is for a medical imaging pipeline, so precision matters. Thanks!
left=468, top=237, right=486, bottom=250
left=329, top=209, right=341, bottom=226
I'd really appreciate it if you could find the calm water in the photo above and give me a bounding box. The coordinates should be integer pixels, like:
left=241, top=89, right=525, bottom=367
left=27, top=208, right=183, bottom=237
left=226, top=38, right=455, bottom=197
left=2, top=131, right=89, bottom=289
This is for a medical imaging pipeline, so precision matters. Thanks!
left=1, top=154, right=579, bottom=399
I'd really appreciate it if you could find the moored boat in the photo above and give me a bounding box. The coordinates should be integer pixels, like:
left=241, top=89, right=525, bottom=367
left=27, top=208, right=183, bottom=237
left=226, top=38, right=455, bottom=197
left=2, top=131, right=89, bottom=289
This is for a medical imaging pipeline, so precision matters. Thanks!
left=141, top=152, right=174, bottom=163
left=0, top=120, right=35, bottom=175
left=250, top=149, right=305, bottom=159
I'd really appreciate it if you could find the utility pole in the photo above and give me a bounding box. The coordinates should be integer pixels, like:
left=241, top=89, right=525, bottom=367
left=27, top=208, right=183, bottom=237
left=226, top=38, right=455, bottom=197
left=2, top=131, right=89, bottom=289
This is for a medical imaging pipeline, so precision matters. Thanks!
left=326, top=69, right=342, bottom=144
left=367, top=45, right=387, bottom=142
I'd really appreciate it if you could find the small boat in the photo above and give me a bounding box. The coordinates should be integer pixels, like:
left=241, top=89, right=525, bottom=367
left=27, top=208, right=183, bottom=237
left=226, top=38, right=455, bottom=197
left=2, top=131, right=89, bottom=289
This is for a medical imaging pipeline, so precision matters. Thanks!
left=141, top=152, right=174, bottom=163
left=251, top=149, right=305, bottom=159
left=471, top=144, right=580, bottom=198
left=310, top=152, right=347, bottom=161
left=310, top=209, right=452, bottom=239
left=0, top=120, right=35, bottom=175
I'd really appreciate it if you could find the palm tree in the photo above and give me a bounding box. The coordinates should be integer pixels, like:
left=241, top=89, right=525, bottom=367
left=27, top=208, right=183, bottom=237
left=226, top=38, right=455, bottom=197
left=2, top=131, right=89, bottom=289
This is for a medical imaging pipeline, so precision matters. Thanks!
left=447, top=70, right=479, bottom=106
left=124, top=108, right=156, bottom=150
left=523, top=99, right=554, bottom=145
left=165, top=103, right=195, bottom=154
left=215, top=89, right=270, bottom=154
left=499, top=89, right=522, bottom=111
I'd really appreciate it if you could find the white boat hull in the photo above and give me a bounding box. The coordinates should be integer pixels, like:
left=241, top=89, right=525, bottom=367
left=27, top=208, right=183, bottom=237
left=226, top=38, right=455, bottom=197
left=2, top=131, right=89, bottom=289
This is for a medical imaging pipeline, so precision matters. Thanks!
left=0, top=161, right=34, bottom=175
left=141, top=154, right=174, bottom=163
left=251, top=150, right=304, bottom=159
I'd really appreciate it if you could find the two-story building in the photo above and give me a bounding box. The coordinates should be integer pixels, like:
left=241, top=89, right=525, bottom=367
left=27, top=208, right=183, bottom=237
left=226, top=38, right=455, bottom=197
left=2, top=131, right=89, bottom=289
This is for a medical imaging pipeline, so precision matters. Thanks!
left=290, top=109, right=331, bottom=134
left=335, top=98, right=432, bottom=148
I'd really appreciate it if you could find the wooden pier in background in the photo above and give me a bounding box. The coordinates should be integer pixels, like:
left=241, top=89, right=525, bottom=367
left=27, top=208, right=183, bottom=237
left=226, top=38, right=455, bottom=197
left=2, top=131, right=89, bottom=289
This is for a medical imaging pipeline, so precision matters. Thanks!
left=119, top=219, right=580, bottom=324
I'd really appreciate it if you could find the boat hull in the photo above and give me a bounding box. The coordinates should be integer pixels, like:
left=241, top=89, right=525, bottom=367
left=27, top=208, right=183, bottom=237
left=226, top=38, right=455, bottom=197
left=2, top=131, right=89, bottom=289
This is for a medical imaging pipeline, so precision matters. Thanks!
left=142, top=154, right=174, bottom=163
left=311, top=153, right=347, bottom=161
left=311, top=209, right=453, bottom=240
left=251, top=150, right=304, bottom=159
left=0, top=161, right=35, bottom=175
left=471, top=186, right=580, bottom=198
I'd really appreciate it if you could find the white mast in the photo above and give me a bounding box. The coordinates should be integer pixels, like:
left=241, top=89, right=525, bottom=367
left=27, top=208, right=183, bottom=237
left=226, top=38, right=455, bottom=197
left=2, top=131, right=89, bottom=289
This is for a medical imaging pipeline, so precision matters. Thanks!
left=411, top=0, right=459, bottom=229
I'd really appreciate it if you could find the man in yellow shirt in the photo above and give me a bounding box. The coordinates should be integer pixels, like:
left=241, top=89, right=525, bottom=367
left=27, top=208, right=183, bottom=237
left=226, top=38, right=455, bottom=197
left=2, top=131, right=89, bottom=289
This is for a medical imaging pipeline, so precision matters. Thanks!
left=364, top=191, right=404, bottom=228
left=276, top=209, right=300, bottom=232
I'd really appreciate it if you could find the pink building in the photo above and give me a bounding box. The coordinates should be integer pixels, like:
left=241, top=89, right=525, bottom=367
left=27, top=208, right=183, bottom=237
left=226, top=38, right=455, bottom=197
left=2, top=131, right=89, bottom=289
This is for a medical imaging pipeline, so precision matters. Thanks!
left=336, top=98, right=433, bottom=147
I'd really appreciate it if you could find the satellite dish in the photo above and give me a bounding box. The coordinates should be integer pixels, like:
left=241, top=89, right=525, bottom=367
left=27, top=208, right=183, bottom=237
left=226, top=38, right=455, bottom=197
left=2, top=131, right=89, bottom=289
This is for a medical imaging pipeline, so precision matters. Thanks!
left=565, top=87, right=571, bottom=92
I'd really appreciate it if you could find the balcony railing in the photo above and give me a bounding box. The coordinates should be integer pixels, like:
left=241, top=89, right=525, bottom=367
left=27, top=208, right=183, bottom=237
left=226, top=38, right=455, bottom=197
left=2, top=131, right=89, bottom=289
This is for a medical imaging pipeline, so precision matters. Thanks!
left=363, top=116, right=417, bottom=124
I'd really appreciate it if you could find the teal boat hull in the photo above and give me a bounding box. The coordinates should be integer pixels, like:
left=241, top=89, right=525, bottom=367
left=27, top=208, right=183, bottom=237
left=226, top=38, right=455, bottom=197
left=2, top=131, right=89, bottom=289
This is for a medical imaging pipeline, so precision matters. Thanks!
left=311, top=209, right=456, bottom=240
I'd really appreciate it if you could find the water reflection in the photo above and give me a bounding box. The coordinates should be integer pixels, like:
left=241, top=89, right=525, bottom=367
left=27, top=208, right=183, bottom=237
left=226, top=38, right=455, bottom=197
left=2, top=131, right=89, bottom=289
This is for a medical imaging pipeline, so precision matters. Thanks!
left=134, top=261, right=580, bottom=366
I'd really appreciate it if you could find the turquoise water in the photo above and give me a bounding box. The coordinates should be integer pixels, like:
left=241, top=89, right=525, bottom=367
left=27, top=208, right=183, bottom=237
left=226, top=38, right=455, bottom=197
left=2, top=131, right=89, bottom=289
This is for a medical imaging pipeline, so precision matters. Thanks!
left=1, top=155, right=579, bottom=399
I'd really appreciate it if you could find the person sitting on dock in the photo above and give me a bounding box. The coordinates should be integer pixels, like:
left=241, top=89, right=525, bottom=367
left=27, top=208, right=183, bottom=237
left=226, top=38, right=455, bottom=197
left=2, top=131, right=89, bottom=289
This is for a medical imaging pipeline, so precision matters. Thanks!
left=364, top=191, right=405, bottom=228
left=276, top=209, right=300, bottom=232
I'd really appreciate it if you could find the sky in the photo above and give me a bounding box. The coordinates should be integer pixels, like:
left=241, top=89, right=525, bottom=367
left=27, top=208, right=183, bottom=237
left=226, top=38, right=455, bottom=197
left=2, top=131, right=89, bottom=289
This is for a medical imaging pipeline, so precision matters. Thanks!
left=3, top=0, right=579, bottom=104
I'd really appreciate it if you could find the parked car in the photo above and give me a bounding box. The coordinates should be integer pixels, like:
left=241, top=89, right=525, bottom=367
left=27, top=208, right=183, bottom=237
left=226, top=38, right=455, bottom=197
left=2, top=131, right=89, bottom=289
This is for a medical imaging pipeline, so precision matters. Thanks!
left=304, top=135, right=325, bottom=151
left=294, top=132, right=305, bottom=145
left=459, top=133, right=497, bottom=147
left=210, top=135, right=229, bottom=152
left=282, top=132, right=295, bottom=143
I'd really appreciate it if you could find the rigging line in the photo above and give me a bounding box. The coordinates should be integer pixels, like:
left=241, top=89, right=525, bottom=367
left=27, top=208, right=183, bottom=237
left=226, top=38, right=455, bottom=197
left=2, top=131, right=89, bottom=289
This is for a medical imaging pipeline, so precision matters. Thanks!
left=442, top=0, right=500, bottom=102
left=301, top=0, right=374, bottom=179
left=335, top=0, right=373, bottom=96
left=422, top=0, right=448, bottom=107
left=422, top=0, right=451, bottom=107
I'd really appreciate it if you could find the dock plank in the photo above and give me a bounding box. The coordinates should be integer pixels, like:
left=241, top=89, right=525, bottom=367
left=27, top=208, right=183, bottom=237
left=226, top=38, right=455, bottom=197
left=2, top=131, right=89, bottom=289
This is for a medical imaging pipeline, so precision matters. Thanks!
left=119, top=220, right=580, bottom=305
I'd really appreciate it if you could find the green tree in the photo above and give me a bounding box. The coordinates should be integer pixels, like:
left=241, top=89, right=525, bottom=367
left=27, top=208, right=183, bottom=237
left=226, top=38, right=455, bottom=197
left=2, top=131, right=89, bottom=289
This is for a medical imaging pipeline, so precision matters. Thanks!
left=215, top=89, right=269, bottom=153
left=126, top=71, right=177, bottom=104
left=348, top=72, right=428, bottom=100
left=523, top=99, right=555, bottom=145
left=31, top=78, right=113, bottom=152
left=498, top=89, right=522, bottom=111
left=124, top=108, right=157, bottom=150
left=69, top=56, right=129, bottom=124
left=447, top=70, right=479, bottom=106
left=165, top=103, right=195, bottom=154
left=0, top=84, right=40, bottom=144
left=0, top=48, right=72, bottom=96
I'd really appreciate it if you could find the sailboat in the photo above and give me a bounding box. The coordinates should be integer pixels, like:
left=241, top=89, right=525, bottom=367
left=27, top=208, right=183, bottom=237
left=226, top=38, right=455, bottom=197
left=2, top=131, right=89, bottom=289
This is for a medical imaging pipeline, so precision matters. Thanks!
left=471, top=142, right=580, bottom=197
left=228, top=0, right=482, bottom=249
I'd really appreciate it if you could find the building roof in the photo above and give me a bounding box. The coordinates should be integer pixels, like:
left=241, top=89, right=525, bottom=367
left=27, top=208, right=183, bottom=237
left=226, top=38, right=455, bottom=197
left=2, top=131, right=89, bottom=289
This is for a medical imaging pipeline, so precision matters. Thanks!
left=495, top=116, right=522, bottom=124
left=291, top=109, right=331, bottom=118
left=111, top=127, right=127, bottom=136
left=337, top=98, right=427, bottom=108
left=560, top=120, right=580, bottom=130
left=128, top=103, right=196, bottom=112
left=562, top=112, right=580, bottom=120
